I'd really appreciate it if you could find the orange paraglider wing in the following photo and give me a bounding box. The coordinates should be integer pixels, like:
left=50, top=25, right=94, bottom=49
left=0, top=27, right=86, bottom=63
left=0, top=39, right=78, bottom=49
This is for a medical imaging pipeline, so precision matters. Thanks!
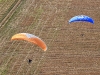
left=11, top=33, right=47, bottom=51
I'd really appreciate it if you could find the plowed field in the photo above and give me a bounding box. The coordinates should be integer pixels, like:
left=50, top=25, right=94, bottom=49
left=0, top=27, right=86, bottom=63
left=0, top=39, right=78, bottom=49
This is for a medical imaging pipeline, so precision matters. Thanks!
left=0, top=0, right=100, bottom=75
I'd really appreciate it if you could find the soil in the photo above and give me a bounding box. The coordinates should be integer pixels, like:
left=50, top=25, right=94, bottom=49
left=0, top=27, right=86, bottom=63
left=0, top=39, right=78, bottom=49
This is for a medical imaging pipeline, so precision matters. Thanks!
left=0, top=0, right=100, bottom=75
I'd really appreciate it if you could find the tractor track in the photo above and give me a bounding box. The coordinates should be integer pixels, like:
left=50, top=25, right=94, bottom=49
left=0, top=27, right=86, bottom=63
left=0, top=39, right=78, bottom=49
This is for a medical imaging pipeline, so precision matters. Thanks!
left=0, top=0, right=22, bottom=28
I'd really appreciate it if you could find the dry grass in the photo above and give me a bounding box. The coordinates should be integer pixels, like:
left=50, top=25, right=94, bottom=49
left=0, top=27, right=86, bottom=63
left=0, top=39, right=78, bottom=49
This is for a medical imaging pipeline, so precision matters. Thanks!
left=0, top=0, right=17, bottom=22
left=0, top=0, right=100, bottom=75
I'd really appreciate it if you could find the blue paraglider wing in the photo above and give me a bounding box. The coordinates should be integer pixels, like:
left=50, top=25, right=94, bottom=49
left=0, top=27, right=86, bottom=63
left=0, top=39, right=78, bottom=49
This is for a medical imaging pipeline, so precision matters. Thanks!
left=69, top=15, right=94, bottom=24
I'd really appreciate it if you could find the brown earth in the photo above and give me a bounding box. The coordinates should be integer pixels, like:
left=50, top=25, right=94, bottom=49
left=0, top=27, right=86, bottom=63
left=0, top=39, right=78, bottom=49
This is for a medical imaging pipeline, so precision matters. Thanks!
left=0, top=0, right=100, bottom=75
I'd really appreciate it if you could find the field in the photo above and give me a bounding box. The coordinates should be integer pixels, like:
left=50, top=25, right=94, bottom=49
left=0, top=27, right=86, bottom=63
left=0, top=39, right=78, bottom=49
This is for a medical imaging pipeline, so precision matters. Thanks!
left=0, top=0, right=100, bottom=75
left=0, top=0, right=17, bottom=22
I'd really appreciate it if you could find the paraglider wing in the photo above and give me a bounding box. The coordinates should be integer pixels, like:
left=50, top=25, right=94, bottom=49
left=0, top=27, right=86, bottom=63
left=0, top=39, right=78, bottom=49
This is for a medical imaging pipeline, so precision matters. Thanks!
left=11, top=33, right=47, bottom=51
left=69, top=15, right=94, bottom=24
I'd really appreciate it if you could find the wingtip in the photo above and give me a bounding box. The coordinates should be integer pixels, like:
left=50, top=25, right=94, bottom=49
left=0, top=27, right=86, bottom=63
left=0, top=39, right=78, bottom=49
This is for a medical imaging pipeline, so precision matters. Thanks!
left=44, top=47, right=47, bottom=51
